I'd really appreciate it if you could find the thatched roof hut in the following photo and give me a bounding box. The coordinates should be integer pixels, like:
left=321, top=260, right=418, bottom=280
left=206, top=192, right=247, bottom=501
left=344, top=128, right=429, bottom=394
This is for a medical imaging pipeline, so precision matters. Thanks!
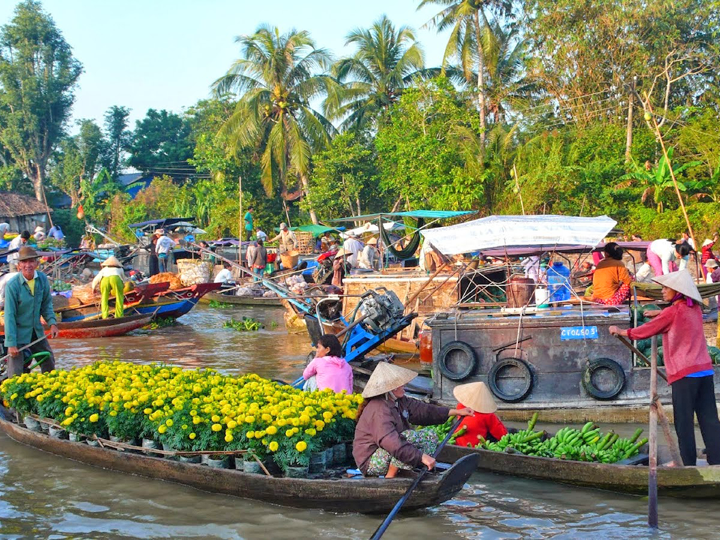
left=0, top=191, right=52, bottom=234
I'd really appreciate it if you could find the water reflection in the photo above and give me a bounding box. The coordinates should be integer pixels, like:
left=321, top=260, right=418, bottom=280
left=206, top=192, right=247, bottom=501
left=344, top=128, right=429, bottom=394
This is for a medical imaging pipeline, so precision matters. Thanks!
left=1, top=305, right=719, bottom=538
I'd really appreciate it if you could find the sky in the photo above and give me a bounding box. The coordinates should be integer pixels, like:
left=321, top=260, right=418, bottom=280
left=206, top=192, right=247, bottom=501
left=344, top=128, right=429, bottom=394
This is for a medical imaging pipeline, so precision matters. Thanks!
left=0, top=0, right=453, bottom=130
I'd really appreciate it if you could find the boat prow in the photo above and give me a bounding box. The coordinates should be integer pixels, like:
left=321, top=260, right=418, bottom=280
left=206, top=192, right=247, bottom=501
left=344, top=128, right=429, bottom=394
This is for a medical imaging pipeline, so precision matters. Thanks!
left=0, top=411, right=478, bottom=513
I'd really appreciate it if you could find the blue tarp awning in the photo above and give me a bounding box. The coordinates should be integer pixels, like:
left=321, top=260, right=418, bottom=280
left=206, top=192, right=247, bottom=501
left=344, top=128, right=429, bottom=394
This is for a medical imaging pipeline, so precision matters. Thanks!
left=329, top=210, right=474, bottom=223
left=128, top=217, right=195, bottom=229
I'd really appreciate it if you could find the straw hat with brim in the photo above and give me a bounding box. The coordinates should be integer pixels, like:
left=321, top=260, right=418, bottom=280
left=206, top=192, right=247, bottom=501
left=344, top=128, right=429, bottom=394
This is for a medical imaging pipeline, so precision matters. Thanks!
left=335, top=248, right=345, bottom=257
left=703, top=239, right=715, bottom=247
left=707, top=259, right=719, bottom=269
left=367, top=237, right=378, bottom=245
left=453, top=382, right=497, bottom=414
left=652, top=269, right=702, bottom=303
left=362, top=362, right=417, bottom=399
left=17, top=246, right=40, bottom=261
left=101, top=256, right=122, bottom=268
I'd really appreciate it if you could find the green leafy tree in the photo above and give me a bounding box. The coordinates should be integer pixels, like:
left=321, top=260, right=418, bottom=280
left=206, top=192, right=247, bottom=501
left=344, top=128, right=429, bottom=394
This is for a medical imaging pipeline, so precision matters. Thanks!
left=0, top=0, right=82, bottom=201
left=103, top=105, right=131, bottom=178
left=325, top=16, right=425, bottom=131
left=51, top=119, right=105, bottom=207
left=212, top=25, right=336, bottom=224
left=127, top=109, right=193, bottom=173
left=303, top=132, right=383, bottom=220
left=80, top=167, right=122, bottom=224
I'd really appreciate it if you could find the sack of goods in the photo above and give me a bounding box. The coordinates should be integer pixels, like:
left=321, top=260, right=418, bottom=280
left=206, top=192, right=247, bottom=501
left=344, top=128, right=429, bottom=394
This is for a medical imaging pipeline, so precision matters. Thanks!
left=236, top=287, right=254, bottom=297
left=71, top=283, right=97, bottom=304
left=149, top=272, right=184, bottom=290
left=176, top=259, right=212, bottom=286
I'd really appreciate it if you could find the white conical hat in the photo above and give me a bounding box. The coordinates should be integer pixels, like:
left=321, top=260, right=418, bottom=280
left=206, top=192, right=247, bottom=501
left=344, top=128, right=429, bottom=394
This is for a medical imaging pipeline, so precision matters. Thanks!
left=362, top=362, right=417, bottom=398
left=652, top=269, right=702, bottom=303
left=101, top=256, right=122, bottom=268
left=453, top=382, right=497, bottom=414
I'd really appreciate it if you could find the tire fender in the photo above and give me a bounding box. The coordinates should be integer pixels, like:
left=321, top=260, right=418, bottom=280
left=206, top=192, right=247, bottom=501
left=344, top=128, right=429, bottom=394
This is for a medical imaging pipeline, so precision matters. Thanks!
left=437, top=341, right=478, bottom=381
left=488, top=358, right=534, bottom=402
left=582, top=358, right=626, bottom=400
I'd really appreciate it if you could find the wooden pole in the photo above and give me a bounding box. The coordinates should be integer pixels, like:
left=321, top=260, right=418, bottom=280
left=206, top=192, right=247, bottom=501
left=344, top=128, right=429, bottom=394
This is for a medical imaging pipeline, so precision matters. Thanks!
left=648, top=335, right=659, bottom=529
left=625, top=77, right=636, bottom=163
left=238, top=176, right=243, bottom=264
left=512, top=163, right=525, bottom=215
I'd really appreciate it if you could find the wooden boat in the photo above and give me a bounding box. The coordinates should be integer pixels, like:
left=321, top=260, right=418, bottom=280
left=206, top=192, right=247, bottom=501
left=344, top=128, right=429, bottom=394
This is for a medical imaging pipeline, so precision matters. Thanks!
left=439, top=443, right=720, bottom=499
left=0, top=314, right=153, bottom=340
left=202, top=291, right=283, bottom=308
left=0, top=411, right=479, bottom=513
left=376, top=337, right=419, bottom=355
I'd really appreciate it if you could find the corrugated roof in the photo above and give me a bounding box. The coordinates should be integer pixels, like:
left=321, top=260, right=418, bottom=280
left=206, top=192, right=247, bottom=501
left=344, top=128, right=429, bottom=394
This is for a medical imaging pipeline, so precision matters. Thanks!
left=0, top=191, right=51, bottom=218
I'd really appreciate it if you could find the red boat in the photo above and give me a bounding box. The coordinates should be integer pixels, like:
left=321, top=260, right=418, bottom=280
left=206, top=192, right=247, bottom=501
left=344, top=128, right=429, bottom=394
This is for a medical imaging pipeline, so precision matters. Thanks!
left=0, top=314, right=153, bottom=340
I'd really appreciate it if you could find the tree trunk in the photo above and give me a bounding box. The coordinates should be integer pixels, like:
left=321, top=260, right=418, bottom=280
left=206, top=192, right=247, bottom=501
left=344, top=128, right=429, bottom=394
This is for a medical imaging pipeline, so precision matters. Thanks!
left=474, top=11, right=487, bottom=147
left=625, top=78, right=636, bottom=163
left=31, top=165, right=44, bottom=202
left=300, top=173, right=319, bottom=225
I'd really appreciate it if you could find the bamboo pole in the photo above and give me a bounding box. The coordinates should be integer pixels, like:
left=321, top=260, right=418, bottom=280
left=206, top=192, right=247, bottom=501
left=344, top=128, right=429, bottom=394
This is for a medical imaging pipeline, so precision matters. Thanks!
left=648, top=335, right=659, bottom=529
left=238, top=175, right=243, bottom=264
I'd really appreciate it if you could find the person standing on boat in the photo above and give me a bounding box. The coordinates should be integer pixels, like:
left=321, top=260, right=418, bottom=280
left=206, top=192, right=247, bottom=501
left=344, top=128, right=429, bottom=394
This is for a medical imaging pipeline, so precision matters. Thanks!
left=92, top=256, right=126, bottom=319
left=214, top=262, right=234, bottom=284
left=3, top=247, right=58, bottom=378
left=146, top=232, right=161, bottom=277
left=353, top=362, right=471, bottom=478
left=155, top=230, right=175, bottom=273
left=591, top=243, right=632, bottom=305
left=451, top=382, right=508, bottom=447
left=250, top=239, right=267, bottom=280
left=647, top=239, right=691, bottom=276
left=332, top=248, right=347, bottom=287
left=7, top=231, right=30, bottom=272
left=609, top=270, right=720, bottom=466
left=243, top=207, right=254, bottom=242
left=343, top=233, right=364, bottom=268
left=358, top=237, right=379, bottom=270
left=47, top=224, right=64, bottom=241
left=270, top=223, right=297, bottom=254
left=302, top=334, right=353, bottom=393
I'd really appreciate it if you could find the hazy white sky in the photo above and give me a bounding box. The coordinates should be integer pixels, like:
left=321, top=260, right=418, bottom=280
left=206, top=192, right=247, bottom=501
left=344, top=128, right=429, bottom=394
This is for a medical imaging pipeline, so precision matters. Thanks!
left=0, top=0, right=452, bottom=130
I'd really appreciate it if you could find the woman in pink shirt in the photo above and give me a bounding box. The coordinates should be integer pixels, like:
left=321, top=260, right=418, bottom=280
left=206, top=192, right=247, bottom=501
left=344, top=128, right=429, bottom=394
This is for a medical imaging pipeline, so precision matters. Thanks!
left=302, top=334, right=353, bottom=393
left=610, top=270, right=720, bottom=466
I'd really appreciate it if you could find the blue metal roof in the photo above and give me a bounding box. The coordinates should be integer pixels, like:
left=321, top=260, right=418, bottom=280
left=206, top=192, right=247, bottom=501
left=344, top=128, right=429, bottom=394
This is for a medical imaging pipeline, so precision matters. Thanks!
left=329, top=210, right=474, bottom=223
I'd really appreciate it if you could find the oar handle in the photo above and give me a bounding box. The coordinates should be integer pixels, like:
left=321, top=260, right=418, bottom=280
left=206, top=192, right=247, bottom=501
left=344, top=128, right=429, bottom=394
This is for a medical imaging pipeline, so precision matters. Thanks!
left=369, top=416, right=463, bottom=540
left=0, top=335, right=48, bottom=364
left=614, top=335, right=668, bottom=382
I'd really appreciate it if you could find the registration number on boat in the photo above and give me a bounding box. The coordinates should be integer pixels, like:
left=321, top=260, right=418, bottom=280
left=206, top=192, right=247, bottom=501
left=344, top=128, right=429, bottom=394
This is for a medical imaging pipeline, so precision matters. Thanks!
left=560, top=326, right=598, bottom=340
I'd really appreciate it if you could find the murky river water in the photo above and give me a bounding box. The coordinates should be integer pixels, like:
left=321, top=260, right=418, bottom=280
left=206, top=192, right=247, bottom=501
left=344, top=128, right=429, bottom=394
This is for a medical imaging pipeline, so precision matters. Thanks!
left=1, top=305, right=718, bottom=539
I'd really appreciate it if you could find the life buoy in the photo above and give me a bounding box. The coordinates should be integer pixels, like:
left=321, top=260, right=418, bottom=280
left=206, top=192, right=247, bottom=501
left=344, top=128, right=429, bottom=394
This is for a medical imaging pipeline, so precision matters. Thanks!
left=488, top=358, right=533, bottom=402
left=437, top=341, right=478, bottom=381
left=582, top=358, right=626, bottom=400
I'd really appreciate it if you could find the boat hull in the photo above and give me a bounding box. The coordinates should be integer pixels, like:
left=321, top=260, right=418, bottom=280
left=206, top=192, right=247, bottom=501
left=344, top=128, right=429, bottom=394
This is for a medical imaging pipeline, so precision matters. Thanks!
left=439, top=444, right=720, bottom=498
left=0, top=314, right=152, bottom=340
left=202, top=291, right=283, bottom=307
left=0, top=415, right=478, bottom=513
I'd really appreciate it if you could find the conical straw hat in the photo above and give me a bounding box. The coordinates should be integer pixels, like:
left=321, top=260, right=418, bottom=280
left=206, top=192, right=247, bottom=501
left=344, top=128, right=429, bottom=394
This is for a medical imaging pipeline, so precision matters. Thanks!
left=362, top=362, right=417, bottom=399
left=453, top=382, right=497, bottom=414
left=101, top=255, right=122, bottom=268
left=652, top=269, right=702, bottom=303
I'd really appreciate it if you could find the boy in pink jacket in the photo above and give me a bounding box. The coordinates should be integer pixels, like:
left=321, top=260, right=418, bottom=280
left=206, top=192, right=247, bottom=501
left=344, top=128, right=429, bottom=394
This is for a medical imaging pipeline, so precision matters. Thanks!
left=303, top=334, right=353, bottom=393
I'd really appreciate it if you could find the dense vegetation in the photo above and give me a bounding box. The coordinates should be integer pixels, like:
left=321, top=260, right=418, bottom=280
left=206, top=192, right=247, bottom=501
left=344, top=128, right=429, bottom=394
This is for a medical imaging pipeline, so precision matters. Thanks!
left=1, top=0, right=720, bottom=244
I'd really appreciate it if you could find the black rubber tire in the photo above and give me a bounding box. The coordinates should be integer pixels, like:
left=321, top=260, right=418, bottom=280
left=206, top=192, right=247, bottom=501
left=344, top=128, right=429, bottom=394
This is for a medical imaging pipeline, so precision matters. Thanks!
left=437, top=341, right=478, bottom=381
left=488, top=358, right=533, bottom=402
left=582, top=358, right=626, bottom=400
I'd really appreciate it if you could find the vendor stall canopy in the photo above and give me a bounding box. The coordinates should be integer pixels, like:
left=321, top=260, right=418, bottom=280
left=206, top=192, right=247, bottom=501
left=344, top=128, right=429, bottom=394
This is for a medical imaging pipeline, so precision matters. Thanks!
left=329, top=210, right=474, bottom=222
left=420, top=215, right=617, bottom=256
left=128, top=217, right=195, bottom=235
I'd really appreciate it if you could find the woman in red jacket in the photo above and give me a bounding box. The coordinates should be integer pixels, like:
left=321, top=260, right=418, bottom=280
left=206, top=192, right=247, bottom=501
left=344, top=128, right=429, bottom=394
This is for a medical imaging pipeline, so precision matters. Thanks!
left=452, top=382, right=508, bottom=447
left=610, top=270, right=720, bottom=466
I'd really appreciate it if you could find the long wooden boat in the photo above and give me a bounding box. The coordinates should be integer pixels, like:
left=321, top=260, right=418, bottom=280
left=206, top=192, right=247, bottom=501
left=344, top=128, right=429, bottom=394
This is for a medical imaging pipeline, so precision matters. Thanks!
left=202, top=291, right=284, bottom=308
left=438, top=443, right=720, bottom=498
left=0, top=314, right=153, bottom=339
left=0, top=411, right=479, bottom=513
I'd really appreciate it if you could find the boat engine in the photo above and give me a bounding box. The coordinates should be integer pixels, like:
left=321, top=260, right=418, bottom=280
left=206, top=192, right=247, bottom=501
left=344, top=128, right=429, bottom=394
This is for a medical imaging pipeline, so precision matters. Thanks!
left=358, top=288, right=405, bottom=334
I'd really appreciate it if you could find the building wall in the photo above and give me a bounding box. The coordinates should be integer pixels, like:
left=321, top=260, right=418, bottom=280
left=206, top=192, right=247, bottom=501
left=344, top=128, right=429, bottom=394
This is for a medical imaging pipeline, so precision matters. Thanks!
left=2, top=214, right=49, bottom=235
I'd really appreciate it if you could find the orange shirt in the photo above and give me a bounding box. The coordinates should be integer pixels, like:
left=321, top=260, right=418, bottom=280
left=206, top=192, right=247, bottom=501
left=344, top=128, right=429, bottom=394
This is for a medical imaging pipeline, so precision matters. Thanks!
left=592, top=258, right=632, bottom=301
left=453, top=403, right=508, bottom=448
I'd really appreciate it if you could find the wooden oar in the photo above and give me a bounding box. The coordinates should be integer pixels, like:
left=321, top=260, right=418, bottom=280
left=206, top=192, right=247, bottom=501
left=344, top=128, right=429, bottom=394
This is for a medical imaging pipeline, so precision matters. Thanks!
left=369, top=417, right=462, bottom=540
left=0, top=335, right=49, bottom=364
left=648, top=336, right=659, bottom=528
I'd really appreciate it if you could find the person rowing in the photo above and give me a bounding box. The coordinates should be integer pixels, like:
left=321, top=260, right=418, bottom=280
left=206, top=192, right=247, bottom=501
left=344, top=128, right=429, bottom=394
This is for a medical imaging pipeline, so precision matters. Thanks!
left=353, top=363, right=471, bottom=478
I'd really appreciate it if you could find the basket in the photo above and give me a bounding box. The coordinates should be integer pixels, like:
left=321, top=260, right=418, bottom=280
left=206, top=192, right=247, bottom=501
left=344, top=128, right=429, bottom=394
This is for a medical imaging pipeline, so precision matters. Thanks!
left=149, top=272, right=184, bottom=290
left=280, top=250, right=299, bottom=269
left=295, top=231, right=314, bottom=255
left=176, top=259, right=213, bottom=286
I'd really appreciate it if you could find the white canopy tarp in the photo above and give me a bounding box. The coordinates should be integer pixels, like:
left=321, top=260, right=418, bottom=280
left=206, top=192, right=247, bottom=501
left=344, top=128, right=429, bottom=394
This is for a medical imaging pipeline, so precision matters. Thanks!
left=419, top=215, right=617, bottom=255
left=340, top=221, right=404, bottom=239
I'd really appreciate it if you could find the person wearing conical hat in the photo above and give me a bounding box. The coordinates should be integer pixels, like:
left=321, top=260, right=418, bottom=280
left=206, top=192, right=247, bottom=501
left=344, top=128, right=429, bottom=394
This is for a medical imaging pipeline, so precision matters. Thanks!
left=610, top=269, right=720, bottom=466
left=451, top=382, right=508, bottom=448
left=331, top=248, right=347, bottom=288
left=92, top=255, right=127, bottom=319
left=353, top=362, right=471, bottom=478
left=358, top=237, right=379, bottom=270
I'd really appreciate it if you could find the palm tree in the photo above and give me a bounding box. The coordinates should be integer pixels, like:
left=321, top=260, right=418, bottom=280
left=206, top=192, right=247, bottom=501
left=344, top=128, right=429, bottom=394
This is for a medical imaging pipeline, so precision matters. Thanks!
left=325, top=16, right=426, bottom=132
left=418, top=0, right=513, bottom=144
left=213, top=25, right=336, bottom=224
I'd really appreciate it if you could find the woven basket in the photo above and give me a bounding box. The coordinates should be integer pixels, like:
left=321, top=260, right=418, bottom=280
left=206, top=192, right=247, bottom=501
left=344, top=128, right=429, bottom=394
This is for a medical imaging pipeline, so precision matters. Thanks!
left=280, top=250, right=299, bottom=269
left=295, top=231, right=314, bottom=255
left=176, top=259, right=213, bottom=286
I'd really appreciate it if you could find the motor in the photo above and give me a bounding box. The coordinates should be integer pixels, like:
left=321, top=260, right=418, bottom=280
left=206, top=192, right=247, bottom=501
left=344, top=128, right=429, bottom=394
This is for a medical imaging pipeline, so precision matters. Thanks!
left=358, top=288, right=405, bottom=334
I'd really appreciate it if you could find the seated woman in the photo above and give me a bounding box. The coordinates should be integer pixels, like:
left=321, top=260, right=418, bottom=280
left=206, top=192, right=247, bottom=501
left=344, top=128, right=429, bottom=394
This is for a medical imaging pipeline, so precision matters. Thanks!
left=591, top=242, right=632, bottom=305
left=353, top=363, right=471, bottom=478
left=302, top=334, right=353, bottom=393
left=452, top=382, right=508, bottom=447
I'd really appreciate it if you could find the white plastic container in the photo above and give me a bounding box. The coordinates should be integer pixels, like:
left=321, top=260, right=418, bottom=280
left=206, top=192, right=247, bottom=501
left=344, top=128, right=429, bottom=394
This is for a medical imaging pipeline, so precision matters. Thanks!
left=535, top=286, right=549, bottom=308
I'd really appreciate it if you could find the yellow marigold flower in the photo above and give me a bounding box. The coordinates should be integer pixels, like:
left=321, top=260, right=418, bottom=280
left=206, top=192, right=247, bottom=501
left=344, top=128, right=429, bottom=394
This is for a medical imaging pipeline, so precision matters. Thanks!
left=285, top=429, right=294, bottom=438
left=211, top=423, right=222, bottom=432
left=245, top=415, right=255, bottom=424
left=189, top=432, right=196, bottom=439
left=193, top=416, right=202, bottom=425
left=225, top=434, right=233, bottom=443
left=211, top=415, right=220, bottom=422
left=266, top=426, right=277, bottom=435
left=227, top=420, right=237, bottom=429
left=296, top=441, right=307, bottom=452
left=315, top=420, right=325, bottom=430
left=143, top=408, right=152, bottom=415
left=246, top=431, right=255, bottom=439
left=158, top=425, right=167, bottom=434
left=165, top=419, right=173, bottom=427
left=65, top=407, right=74, bottom=416
left=89, top=413, right=99, bottom=423
left=269, top=441, right=279, bottom=452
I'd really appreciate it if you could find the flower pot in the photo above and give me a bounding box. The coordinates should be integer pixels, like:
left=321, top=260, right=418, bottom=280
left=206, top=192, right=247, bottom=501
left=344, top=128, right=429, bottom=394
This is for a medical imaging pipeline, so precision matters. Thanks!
left=142, top=438, right=162, bottom=457
left=69, top=432, right=85, bottom=443
left=86, top=439, right=100, bottom=447
left=324, top=447, right=334, bottom=466
left=178, top=454, right=202, bottom=464
left=285, top=465, right=309, bottom=478
left=242, top=459, right=263, bottom=474
left=48, top=426, right=68, bottom=440
left=39, top=421, right=50, bottom=433
left=309, top=451, right=327, bottom=474
left=23, top=416, right=42, bottom=432
left=110, top=435, right=139, bottom=452
left=162, top=442, right=178, bottom=460
left=332, top=443, right=346, bottom=465
left=206, top=455, right=232, bottom=469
